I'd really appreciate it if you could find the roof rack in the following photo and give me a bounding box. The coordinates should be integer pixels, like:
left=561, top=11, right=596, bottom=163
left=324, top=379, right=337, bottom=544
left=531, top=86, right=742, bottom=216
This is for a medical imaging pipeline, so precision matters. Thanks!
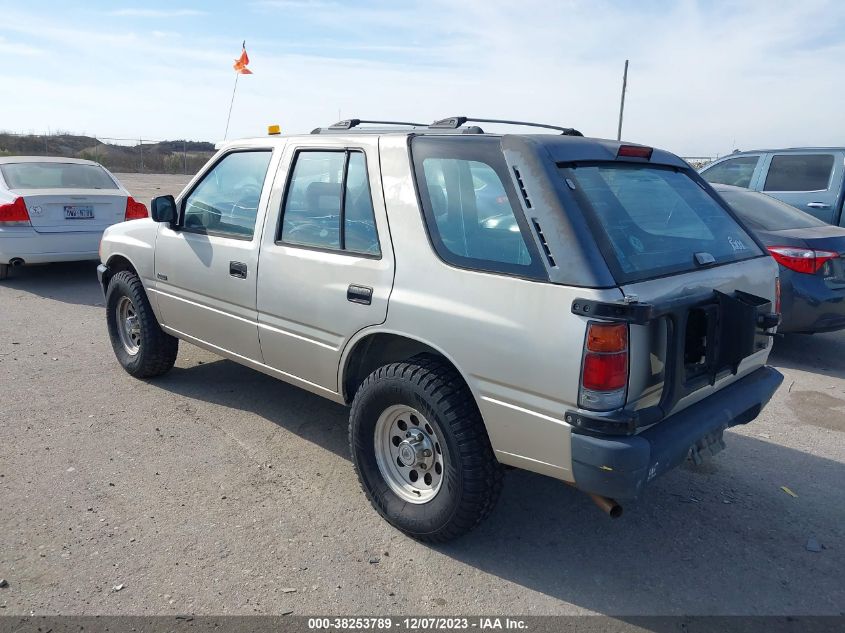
left=430, top=116, right=583, bottom=136
left=310, top=119, right=427, bottom=134
left=309, top=116, right=583, bottom=136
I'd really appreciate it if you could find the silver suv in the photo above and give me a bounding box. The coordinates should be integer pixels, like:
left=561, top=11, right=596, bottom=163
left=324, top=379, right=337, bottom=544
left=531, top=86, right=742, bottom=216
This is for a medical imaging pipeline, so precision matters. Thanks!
left=98, top=117, right=784, bottom=541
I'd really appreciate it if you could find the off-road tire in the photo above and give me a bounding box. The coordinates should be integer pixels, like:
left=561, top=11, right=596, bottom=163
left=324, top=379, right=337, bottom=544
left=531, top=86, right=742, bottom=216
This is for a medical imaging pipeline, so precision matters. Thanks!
left=349, top=354, right=504, bottom=542
left=105, top=270, right=178, bottom=378
left=0, top=264, right=9, bottom=280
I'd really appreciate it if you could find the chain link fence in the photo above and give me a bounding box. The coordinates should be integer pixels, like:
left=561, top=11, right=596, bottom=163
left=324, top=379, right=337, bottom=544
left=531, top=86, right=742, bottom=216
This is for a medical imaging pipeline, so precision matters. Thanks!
left=0, top=131, right=214, bottom=175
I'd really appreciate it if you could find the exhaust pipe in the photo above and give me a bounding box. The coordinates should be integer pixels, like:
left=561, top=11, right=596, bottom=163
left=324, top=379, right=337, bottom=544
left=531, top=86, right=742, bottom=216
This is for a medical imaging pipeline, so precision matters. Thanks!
left=9, top=258, right=24, bottom=267
left=588, top=493, right=623, bottom=518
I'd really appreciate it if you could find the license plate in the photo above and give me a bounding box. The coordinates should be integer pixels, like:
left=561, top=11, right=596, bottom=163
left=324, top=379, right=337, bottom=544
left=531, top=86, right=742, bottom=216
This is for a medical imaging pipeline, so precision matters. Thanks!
left=64, top=205, right=94, bottom=219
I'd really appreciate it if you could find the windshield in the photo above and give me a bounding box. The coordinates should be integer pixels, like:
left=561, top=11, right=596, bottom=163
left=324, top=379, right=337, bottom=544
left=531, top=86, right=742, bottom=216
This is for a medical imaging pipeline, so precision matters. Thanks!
left=718, top=189, right=828, bottom=232
left=562, top=163, right=762, bottom=283
left=0, top=162, right=119, bottom=190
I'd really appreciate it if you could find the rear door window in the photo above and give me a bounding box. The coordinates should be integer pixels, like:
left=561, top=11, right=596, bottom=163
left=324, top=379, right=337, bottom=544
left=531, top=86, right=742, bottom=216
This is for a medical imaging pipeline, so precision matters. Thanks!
left=700, top=155, right=760, bottom=188
left=564, top=164, right=762, bottom=283
left=763, top=154, right=834, bottom=192
left=280, top=150, right=381, bottom=256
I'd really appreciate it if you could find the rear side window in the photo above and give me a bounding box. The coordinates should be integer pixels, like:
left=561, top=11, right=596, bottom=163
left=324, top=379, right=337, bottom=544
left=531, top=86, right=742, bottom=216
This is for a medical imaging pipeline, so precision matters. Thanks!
left=564, top=164, right=762, bottom=283
left=763, top=154, right=834, bottom=191
left=411, top=137, right=545, bottom=279
left=280, top=150, right=380, bottom=256
left=700, top=156, right=759, bottom=188
left=719, top=190, right=828, bottom=231
left=0, top=162, right=118, bottom=190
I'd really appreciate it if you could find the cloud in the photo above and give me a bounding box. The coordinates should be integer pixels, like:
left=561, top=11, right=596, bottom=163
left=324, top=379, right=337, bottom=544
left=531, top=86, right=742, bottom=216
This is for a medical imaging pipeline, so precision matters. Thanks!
left=1, top=0, right=844, bottom=154
left=0, top=35, right=47, bottom=57
left=109, top=8, right=205, bottom=18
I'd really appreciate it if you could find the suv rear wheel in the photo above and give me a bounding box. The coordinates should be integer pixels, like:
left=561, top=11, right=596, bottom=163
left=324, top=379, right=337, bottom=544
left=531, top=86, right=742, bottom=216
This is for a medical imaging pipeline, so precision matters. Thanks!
left=105, top=270, right=178, bottom=378
left=349, top=354, right=503, bottom=542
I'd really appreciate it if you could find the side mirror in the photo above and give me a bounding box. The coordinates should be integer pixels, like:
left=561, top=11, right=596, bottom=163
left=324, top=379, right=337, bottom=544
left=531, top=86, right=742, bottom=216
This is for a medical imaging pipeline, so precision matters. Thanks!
left=151, top=195, right=177, bottom=225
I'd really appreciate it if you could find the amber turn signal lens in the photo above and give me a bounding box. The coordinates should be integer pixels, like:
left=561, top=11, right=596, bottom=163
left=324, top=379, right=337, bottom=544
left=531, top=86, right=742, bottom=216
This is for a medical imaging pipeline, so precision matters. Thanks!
left=586, top=322, right=628, bottom=353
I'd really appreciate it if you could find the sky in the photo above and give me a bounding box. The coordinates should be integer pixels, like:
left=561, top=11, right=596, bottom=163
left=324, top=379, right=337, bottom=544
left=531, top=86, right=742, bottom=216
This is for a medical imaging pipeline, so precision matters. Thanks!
left=1, top=0, right=844, bottom=156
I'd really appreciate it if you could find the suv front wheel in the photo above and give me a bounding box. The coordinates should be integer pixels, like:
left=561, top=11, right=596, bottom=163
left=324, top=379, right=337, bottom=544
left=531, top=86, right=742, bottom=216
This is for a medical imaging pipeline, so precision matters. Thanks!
left=349, top=354, right=503, bottom=542
left=105, top=270, right=178, bottom=378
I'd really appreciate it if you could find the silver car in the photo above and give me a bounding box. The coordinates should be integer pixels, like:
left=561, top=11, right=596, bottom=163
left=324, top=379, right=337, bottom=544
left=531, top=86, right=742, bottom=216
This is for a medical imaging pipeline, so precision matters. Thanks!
left=97, top=117, right=784, bottom=541
left=0, top=156, right=148, bottom=280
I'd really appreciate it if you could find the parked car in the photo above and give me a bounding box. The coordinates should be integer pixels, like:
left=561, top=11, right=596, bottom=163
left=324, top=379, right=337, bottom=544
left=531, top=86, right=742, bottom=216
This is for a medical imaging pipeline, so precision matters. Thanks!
left=0, top=156, right=148, bottom=280
left=699, top=148, right=845, bottom=226
left=97, top=117, right=783, bottom=541
left=714, top=184, right=845, bottom=333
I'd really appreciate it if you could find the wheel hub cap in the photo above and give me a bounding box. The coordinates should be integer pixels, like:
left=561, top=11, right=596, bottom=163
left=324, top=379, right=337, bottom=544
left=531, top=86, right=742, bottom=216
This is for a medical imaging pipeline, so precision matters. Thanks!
left=373, top=405, right=446, bottom=504
left=115, top=296, right=141, bottom=356
left=397, top=429, right=434, bottom=469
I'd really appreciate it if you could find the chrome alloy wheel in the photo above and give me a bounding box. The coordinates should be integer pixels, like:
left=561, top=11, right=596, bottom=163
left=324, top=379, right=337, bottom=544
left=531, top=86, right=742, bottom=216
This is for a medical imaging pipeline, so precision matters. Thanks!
left=116, top=296, right=141, bottom=355
left=374, top=405, right=446, bottom=504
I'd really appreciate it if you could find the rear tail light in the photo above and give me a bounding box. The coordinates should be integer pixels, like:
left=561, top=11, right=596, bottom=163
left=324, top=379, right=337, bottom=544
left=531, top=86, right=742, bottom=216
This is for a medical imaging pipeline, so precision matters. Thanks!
left=124, top=196, right=148, bottom=221
left=579, top=322, right=629, bottom=411
left=617, top=145, right=653, bottom=160
left=0, top=197, right=31, bottom=225
left=768, top=246, right=839, bottom=274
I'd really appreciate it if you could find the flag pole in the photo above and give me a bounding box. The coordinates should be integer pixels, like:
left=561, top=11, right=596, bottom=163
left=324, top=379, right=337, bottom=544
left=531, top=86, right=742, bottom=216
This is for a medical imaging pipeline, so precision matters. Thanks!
left=224, top=40, right=247, bottom=140
left=224, top=72, right=240, bottom=140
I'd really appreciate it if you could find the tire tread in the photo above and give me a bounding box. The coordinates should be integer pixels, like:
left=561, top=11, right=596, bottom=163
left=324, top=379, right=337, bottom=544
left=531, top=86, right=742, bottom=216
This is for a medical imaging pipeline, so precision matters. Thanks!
left=349, top=353, right=503, bottom=542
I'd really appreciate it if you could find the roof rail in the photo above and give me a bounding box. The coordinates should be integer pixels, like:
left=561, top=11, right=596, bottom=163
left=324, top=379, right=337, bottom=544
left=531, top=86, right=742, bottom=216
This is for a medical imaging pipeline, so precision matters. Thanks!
left=430, top=116, right=583, bottom=136
left=332, top=119, right=425, bottom=130
left=311, top=119, right=484, bottom=135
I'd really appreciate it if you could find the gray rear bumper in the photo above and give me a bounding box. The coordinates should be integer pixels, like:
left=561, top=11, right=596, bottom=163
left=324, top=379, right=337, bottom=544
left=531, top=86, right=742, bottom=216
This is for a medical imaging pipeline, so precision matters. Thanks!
left=570, top=365, right=783, bottom=500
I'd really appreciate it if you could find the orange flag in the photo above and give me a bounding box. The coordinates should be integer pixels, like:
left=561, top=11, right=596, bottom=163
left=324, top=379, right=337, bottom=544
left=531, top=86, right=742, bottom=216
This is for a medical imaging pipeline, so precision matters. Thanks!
left=233, top=43, right=252, bottom=75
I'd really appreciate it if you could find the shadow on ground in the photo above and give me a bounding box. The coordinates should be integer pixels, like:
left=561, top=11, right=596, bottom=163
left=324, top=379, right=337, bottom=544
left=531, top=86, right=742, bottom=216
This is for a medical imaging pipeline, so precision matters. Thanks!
left=155, top=356, right=844, bottom=616
left=1, top=261, right=102, bottom=307
left=769, top=331, right=845, bottom=379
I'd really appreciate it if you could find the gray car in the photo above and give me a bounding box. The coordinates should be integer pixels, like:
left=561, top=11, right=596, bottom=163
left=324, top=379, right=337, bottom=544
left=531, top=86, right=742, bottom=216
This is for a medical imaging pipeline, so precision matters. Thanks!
left=97, top=117, right=783, bottom=541
left=700, top=147, right=845, bottom=226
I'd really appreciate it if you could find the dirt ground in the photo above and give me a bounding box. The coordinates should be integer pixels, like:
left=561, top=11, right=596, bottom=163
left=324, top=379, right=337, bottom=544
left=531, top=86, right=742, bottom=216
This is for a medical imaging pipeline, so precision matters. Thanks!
left=0, top=174, right=843, bottom=616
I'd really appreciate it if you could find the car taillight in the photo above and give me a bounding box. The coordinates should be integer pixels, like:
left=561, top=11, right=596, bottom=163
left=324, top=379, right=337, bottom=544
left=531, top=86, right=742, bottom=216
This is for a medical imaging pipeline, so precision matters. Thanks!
left=0, top=197, right=31, bottom=225
left=768, top=246, right=839, bottom=274
left=579, top=322, right=628, bottom=411
left=124, top=196, right=148, bottom=221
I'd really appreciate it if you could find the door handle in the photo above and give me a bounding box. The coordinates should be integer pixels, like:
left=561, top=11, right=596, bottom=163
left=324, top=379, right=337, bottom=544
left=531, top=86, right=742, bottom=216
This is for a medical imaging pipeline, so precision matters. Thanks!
left=229, top=261, right=248, bottom=279
left=807, top=202, right=830, bottom=209
left=347, top=284, right=373, bottom=305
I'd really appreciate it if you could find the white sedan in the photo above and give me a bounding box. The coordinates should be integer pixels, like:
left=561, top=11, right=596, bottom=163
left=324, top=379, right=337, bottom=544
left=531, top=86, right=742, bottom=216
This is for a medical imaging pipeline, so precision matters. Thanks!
left=0, top=157, right=148, bottom=280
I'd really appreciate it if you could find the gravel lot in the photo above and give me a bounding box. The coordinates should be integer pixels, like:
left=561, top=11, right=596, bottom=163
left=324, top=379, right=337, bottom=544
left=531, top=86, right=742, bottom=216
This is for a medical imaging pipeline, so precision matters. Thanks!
left=0, top=174, right=843, bottom=616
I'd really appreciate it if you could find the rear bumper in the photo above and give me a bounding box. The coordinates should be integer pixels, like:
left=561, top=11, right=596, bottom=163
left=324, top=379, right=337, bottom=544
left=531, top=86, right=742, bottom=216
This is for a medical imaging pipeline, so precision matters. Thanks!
left=0, top=227, right=102, bottom=264
left=780, top=271, right=845, bottom=333
left=570, top=365, right=783, bottom=500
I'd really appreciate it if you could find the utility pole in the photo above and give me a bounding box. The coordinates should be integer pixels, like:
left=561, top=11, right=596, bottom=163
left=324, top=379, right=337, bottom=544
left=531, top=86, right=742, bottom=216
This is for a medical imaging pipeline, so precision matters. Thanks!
left=617, top=59, right=629, bottom=141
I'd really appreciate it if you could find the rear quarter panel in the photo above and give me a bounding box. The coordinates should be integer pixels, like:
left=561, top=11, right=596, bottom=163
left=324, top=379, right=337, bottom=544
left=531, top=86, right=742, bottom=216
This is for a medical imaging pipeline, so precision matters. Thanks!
left=369, top=136, right=624, bottom=482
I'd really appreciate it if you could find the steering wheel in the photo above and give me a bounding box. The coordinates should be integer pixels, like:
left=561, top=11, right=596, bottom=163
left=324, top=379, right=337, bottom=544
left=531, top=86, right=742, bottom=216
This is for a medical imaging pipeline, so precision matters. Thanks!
left=230, top=184, right=262, bottom=216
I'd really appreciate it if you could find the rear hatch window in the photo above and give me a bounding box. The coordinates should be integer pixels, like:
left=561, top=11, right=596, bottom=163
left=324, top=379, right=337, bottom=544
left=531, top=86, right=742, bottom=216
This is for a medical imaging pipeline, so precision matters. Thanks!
left=1, top=162, right=118, bottom=190
left=562, top=163, right=763, bottom=283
